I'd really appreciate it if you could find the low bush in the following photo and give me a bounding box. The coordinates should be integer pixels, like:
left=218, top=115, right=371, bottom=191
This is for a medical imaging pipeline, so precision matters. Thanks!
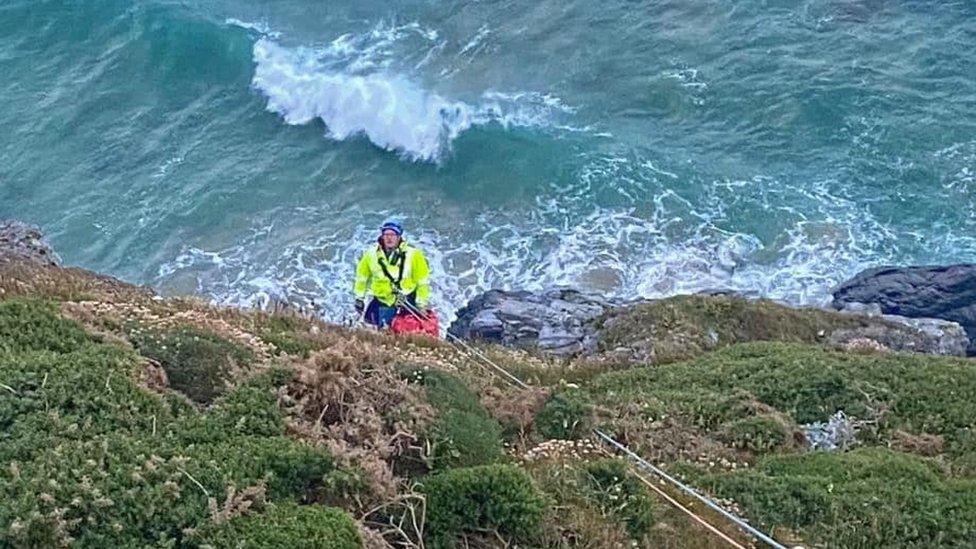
left=257, top=314, right=317, bottom=358
left=196, top=502, right=360, bottom=548
left=0, top=298, right=90, bottom=353
left=128, top=324, right=254, bottom=404
left=402, top=366, right=504, bottom=470
left=420, top=464, right=546, bottom=548
left=692, top=448, right=976, bottom=547
left=535, top=388, right=592, bottom=440
left=0, top=299, right=354, bottom=547
left=581, top=459, right=654, bottom=539
left=587, top=342, right=976, bottom=456
left=593, top=294, right=866, bottom=363
left=719, top=414, right=794, bottom=454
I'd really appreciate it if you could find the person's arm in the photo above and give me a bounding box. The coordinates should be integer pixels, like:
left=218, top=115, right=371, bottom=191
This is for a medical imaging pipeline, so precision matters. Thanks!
left=353, top=252, right=370, bottom=300
left=412, top=249, right=431, bottom=309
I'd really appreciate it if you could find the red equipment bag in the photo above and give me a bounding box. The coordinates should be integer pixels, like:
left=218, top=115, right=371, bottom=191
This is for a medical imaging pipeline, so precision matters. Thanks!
left=390, top=308, right=439, bottom=337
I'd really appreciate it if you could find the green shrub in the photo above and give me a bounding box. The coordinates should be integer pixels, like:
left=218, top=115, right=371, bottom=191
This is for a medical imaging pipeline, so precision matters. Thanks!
left=258, top=315, right=317, bottom=358
left=198, top=368, right=292, bottom=439
left=587, top=342, right=976, bottom=453
left=420, top=464, right=546, bottom=548
left=0, top=298, right=91, bottom=354
left=0, top=301, right=348, bottom=547
left=719, top=414, right=793, bottom=453
left=692, top=448, right=976, bottom=547
left=581, top=459, right=654, bottom=539
left=405, top=367, right=504, bottom=470
left=197, top=502, right=360, bottom=548
left=128, top=325, right=254, bottom=404
left=535, top=389, right=591, bottom=440
left=593, top=294, right=866, bottom=363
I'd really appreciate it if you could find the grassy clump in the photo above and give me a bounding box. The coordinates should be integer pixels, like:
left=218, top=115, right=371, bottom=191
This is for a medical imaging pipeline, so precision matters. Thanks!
left=719, top=414, right=795, bottom=454
left=420, top=464, right=546, bottom=548
left=402, top=366, right=504, bottom=470
left=128, top=324, right=254, bottom=404
left=587, top=342, right=976, bottom=458
left=690, top=448, right=976, bottom=547
left=0, top=298, right=354, bottom=547
left=0, top=298, right=90, bottom=353
left=535, top=388, right=592, bottom=440
left=196, top=502, right=360, bottom=548
left=257, top=314, right=318, bottom=358
left=527, top=460, right=634, bottom=547
left=580, top=459, right=655, bottom=539
left=593, top=294, right=870, bottom=363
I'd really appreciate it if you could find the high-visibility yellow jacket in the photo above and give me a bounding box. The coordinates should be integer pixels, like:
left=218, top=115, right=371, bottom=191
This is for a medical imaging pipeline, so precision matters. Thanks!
left=353, top=240, right=431, bottom=307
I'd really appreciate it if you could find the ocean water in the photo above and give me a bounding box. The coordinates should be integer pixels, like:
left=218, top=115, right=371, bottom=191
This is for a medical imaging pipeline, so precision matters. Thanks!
left=2, top=0, right=975, bottom=323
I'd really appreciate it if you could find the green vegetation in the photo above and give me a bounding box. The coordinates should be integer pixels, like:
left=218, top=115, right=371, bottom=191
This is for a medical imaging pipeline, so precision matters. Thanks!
left=535, top=388, right=592, bottom=440
left=588, top=342, right=976, bottom=458
left=403, top=366, right=504, bottom=470
left=5, top=256, right=976, bottom=548
left=197, top=502, right=361, bottom=548
left=594, top=294, right=872, bottom=363
left=719, top=414, right=795, bottom=453
left=0, top=298, right=90, bottom=353
left=420, top=464, right=546, bottom=548
left=257, top=314, right=318, bottom=358
left=0, top=298, right=356, bottom=547
left=128, top=324, right=254, bottom=404
left=690, top=448, right=976, bottom=547
left=580, top=459, right=655, bottom=539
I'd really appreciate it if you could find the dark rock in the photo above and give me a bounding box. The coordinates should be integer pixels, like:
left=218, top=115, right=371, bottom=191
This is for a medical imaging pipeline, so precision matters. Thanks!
left=448, top=288, right=618, bottom=356
left=0, top=220, right=60, bottom=266
left=451, top=287, right=970, bottom=360
left=833, top=265, right=976, bottom=353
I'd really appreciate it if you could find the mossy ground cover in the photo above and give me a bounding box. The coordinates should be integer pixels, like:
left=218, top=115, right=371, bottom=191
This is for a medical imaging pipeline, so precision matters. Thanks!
left=594, top=294, right=875, bottom=363
left=420, top=464, right=546, bottom=548
left=576, top=341, right=976, bottom=547
left=128, top=324, right=254, bottom=404
left=399, top=365, right=505, bottom=471
left=0, top=298, right=359, bottom=547
left=687, top=448, right=976, bottom=547
left=196, top=501, right=361, bottom=548
left=587, top=342, right=976, bottom=458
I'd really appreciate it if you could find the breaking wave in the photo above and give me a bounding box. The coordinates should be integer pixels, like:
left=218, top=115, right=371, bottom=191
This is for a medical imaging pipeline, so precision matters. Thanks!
left=251, top=35, right=575, bottom=162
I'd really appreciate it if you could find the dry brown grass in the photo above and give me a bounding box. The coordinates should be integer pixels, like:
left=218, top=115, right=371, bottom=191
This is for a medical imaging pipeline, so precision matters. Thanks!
left=282, top=341, right=435, bottom=508
left=0, top=259, right=152, bottom=303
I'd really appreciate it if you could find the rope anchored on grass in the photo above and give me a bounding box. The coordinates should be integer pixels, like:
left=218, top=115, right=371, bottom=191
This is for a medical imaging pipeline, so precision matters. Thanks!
left=397, top=299, right=788, bottom=549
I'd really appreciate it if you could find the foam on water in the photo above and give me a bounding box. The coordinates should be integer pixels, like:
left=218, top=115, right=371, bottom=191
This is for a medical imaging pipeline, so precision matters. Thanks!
left=153, top=151, right=903, bottom=325
left=250, top=26, right=575, bottom=162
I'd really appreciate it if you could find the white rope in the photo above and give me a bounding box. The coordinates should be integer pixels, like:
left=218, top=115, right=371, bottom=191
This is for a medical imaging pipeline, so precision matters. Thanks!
left=625, top=465, right=748, bottom=549
left=399, top=300, right=531, bottom=390
left=594, top=429, right=787, bottom=549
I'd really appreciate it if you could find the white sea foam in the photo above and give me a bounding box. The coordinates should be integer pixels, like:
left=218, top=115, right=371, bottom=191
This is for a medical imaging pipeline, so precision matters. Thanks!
left=153, top=154, right=903, bottom=327
left=250, top=32, right=575, bottom=162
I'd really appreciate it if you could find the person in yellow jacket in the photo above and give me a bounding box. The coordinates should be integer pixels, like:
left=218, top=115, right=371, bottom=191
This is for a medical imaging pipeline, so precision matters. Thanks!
left=353, top=220, right=431, bottom=327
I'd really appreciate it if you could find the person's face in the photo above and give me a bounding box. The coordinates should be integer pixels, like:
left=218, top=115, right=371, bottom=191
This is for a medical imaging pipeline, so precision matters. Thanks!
left=381, top=230, right=401, bottom=249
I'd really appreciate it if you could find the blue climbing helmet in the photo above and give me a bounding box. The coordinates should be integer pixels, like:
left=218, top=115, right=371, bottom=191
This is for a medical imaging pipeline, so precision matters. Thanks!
left=379, top=219, right=403, bottom=236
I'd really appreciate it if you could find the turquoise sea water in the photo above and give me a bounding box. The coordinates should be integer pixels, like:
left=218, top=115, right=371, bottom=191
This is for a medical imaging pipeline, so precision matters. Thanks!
left=2, top=0, right=975, bottom=321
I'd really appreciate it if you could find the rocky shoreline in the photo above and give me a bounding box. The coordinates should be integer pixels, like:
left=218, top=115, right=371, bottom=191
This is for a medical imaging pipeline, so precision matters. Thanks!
left=448, top=271, right=976, bottom=359
left=5, top=218, right=974, bottom=358
left=0, top=219, right=60, bottom=266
